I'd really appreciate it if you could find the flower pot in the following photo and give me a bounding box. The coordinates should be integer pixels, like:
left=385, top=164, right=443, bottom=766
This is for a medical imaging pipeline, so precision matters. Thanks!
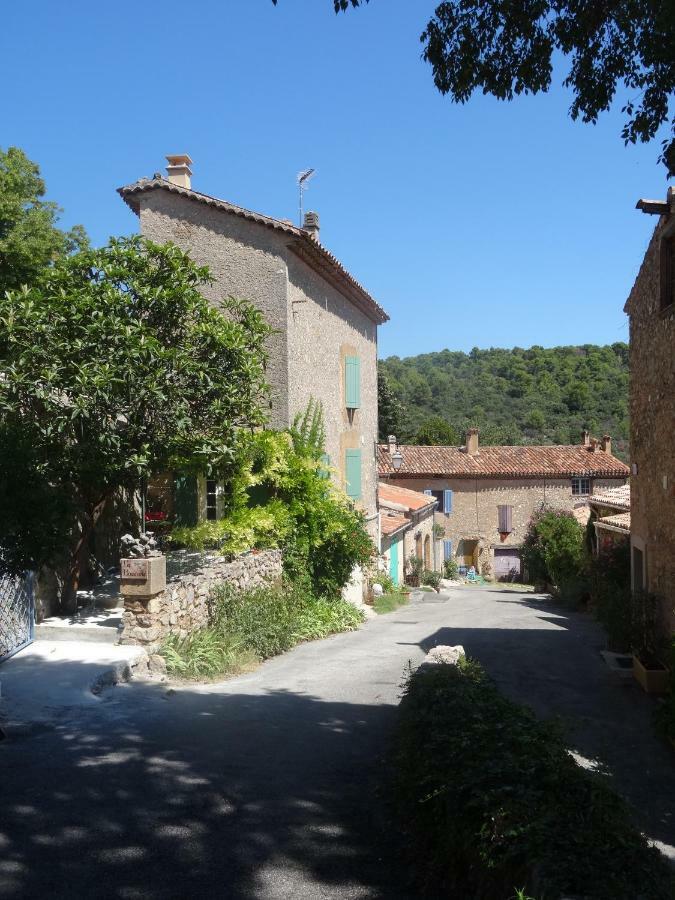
left=632, top=654, right=669, bottom=694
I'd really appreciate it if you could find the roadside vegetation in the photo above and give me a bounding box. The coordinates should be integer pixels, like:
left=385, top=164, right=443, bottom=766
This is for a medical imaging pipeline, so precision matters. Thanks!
left=162, top=577, right=363, bottom=679
left=394, top=657, right=674, bottom=899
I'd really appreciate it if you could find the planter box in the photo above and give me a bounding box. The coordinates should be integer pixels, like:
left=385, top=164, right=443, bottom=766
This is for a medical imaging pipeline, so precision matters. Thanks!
left=632, top=654, right=669, bottom=694
left=120, top=555, right=166, bottom=598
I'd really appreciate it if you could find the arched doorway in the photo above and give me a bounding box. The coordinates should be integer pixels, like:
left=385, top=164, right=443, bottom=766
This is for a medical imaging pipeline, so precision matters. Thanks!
left=424, top=535, right=431, bottom=570
left=415, top=534, right=423, bottom=560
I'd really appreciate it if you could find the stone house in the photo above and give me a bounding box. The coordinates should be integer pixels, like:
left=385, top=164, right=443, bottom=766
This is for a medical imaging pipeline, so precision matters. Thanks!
left=588, top=484, right=631, bottom=555
left=118, top=156, right=388, bottom=544
left=378, top=482, right=438, bottom=585
left=624, top=188, right=675, bottom=630
left=378, top=430, right=629, bottom=580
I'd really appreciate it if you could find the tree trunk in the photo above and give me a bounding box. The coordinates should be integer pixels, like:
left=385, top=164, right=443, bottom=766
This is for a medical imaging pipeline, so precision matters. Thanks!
left=61, top=495, right=110, bottom=614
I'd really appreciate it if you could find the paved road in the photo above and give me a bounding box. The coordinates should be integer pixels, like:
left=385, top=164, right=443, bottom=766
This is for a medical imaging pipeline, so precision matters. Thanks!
left=2, top=586, right=674, bottom=898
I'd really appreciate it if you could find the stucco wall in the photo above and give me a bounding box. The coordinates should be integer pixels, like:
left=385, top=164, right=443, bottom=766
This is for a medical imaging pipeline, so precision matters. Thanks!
left=389, top=476, right=625, bottom=573
left=138, top=189, right=290, bottom=427
left=625, top=217, right=675, bottom=630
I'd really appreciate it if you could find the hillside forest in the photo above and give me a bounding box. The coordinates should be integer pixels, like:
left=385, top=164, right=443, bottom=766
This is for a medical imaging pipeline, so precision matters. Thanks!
left=378, top=344, right=629, bottom=460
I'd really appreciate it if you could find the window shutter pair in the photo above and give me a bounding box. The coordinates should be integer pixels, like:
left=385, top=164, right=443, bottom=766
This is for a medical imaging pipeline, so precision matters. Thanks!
left=345, top=356, right=361, bottom=409
left=443, top=540, right=453, bottom=561
left=498, top=505, right=513, bottom=534
left=345, top=449, right=362, bottom=499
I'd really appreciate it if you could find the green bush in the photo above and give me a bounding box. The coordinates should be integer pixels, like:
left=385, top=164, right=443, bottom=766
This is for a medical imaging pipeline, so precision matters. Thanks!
left=422, top=569, right=442, bottom=590
left=521, top=508, right=585, bottom=598
left=443, top=558, right=459, bottom=580
left=373, top=592, right=409, bottom=614
left=372, top=571, right=396, bottom=594
left=161, top=577, right=363, bottom=678
left=394, top=659, right=673, bottom=899
left=589, top=543, right=632, bottom=652
left=656, top=639, right=675, bottom=741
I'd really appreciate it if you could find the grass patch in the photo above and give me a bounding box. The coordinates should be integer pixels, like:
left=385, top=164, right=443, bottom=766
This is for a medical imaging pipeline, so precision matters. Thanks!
left=161, top=577, right=363, bottom=680
left=394, top=658, right=674, bottom=899
left=373, top=591, right=409, bottom=614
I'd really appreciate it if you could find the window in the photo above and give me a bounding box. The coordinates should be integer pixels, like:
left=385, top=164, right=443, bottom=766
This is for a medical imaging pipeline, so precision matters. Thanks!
left=345, top=449, right=362, bottom=500
left=424, top=489, right=453, bottom=514
left=206, top=479, right=217, bottom=521
left=443, top=540, right=453, bottom=561
left=497, top=504, right=513, bottom=533
left=660, top=235, right=675, bottom=311
left=320, top=453, right=331, bottom=479
left=571, top=477, right=591, bottom=496
left=344, top=356, right=361, bottom=409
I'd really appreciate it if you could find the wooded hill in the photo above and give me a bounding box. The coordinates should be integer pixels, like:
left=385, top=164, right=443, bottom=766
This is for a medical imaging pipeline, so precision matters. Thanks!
left=379, top=343, right=629, bottom=459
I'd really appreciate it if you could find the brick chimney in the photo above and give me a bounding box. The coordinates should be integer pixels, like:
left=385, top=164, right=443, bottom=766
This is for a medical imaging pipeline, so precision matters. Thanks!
left=589, top=438, right=599, bottom=452
left=303, top=211, right=320, bottom=241
left=388, top=434, right=397, bottom=455
left=601, top=434, right=612, bottom=455
left=581, top=430, right=590, bottom=446
left=165, top=154, right=193, bottom=189
left=465, top=428, right=479, bottom=456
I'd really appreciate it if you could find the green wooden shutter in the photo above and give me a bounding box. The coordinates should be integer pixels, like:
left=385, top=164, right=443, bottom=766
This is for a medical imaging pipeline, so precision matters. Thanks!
left=319, top=453, right=331, bottom=479
left=174, top=474, right=199, bottom=526
left=345, top=449, right=362, bottom=500
left=345, top=356, right=361, bottom=409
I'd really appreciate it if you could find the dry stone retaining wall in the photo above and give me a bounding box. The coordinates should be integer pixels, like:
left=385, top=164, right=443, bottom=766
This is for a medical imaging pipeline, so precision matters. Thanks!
left=120, top=549, right=282, bottom=650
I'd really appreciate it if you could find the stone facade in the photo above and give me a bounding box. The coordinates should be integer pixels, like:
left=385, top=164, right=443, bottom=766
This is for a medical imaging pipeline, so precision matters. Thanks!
left=625, top=204, right=675, bottom=631
left=388, top=476, right=625, bottom=576
left=120, top=173, right=385, bottom=542
left=120, top=549, right=282, bottom=650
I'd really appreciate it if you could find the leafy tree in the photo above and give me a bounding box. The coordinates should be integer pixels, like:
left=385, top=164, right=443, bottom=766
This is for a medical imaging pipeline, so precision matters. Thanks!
left=415, top=415, right=458, bottom=446
left=377, top=369, right=406, bottom=441
left=0, top=146, right=87, bottom=294
left=0, top=237, right=272, bottom=608
left=290, top=1, right=675, bottom=174
left=521, top=508, right=585, bottom=592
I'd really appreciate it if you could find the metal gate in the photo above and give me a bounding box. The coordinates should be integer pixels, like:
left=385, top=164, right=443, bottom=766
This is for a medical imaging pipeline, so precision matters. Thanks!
left=0, top=572, right=35, bottom=662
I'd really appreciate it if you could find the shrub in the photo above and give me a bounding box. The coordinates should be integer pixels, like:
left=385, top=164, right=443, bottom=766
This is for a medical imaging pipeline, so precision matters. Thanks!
left=394, top=659, right=673, bottom=899
left=589, top=543, right=632, bottom=652
left=656, top=639, right=675, bottom=740
left=168, top=501, right=290, bottom=555
left=443, top=558, right=459, bottom=580
left=521, top=508, right=585, bottom=597
left=422, top=569, right=442, bottom=590
left=372, top=571, right=396, bottom=594
left=407, top=554, right=424, bottom=586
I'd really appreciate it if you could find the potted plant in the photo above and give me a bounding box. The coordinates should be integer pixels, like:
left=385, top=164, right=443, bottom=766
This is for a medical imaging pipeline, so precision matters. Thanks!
left=632, top=591, right=669, bottom=694
left=406, top=554, right=424, bottom=588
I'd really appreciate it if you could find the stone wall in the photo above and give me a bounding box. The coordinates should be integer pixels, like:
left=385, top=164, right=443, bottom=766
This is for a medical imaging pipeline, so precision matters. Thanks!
left=120, top=549, right=283, bottom=650
left=625, top=214, right=675, bottom=631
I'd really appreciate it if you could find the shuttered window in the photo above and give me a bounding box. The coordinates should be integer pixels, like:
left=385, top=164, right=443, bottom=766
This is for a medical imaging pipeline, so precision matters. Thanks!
left=443, top=540, right=453, bottom=561
left=344, top=356, right=361, bottom=409
left=206, top=479, right=217, bottom=521
left=444, top=490, right=453, bottom=514
left=320, top=453, right=331, bottom=479
left=498, top=504, right=513, bottom=534
left=345, top=449, right=362, bottom=500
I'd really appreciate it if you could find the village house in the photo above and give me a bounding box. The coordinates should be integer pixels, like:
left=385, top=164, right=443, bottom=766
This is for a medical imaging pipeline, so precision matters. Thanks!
left=624, top=188, right=675, bottom=629
left=378, top=482, right=438, bottom=585
left=118, top=156, right=388, bottom=553
left=588, top=484, right=631, bottom=555
left=378, top=429, right=629, bottom=580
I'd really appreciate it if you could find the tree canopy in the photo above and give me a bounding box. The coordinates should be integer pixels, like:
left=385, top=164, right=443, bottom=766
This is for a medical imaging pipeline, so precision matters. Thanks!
left=0, top=146, right=87, bottom=294
left=379, top=343, right=629, bottom=456
left=287, top=1, right=675, bottom=174
left=0, top=237, right=272, bottom=604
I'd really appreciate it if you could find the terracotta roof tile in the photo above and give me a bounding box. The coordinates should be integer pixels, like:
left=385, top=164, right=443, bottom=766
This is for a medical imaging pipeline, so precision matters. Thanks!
left=380, top=513, right=410, bottom=536
left=378, top=444, right=630, bottom=479
left=117, top=177, right=389, bottom=325
left=597, top=511, right=631, bottom=531
left=589, top=483, right=631, bottom=510
left=378, top=482, right=438, bottom=512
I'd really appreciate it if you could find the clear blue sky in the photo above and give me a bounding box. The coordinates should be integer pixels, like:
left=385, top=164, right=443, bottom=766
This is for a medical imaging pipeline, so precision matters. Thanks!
left=2, top=0, right=672, bottom=358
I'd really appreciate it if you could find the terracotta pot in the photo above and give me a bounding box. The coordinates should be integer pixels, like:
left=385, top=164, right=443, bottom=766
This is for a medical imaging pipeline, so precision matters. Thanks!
left=632, top=654, right=669, bottom=694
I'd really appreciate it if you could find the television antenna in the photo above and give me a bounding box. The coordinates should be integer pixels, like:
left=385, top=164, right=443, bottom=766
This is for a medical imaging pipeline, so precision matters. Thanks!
left=297, top=168, right=315, bottom=226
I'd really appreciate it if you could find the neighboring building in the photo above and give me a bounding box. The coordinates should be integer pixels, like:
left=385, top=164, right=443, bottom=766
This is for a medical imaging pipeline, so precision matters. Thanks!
left=119, top=156, right=388, bottom=541
left=378, top=430, right=629, bottom=581
left=624, top=189, right=675, bottom=629
left=588, top=484, right=631, bottom=555
left=378, top=482, right=438, bottom=584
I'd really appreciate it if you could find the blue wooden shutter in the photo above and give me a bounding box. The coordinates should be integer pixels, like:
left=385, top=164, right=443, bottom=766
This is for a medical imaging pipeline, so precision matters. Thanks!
left=443, top=540, right=453, bottom=561
left=345, top=449, right=362, bottom=499
left=345, top=356, right=361, bottom=409
left=444, top=489, right=453, bottom=514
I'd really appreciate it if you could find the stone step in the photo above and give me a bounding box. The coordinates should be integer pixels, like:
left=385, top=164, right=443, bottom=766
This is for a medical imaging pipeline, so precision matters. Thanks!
left=35, top=608, right=123, bottom=645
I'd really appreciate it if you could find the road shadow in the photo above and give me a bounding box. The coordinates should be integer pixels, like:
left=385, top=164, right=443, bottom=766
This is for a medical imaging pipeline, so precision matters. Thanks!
left=0, top=661, right=410, bottom=899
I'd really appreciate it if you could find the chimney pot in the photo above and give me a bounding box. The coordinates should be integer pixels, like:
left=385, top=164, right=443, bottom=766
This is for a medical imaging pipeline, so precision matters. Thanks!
left=166, top=154, right=193, bottom=189
left=388, top=434, right=397, bottom=455
left=582, top=430, right=590, bottom=446
left=303, top=210, right=320, bottom=241
left=465, top=428, right=479, bottom=456
left=589, top=438, right=599, bottom=452
left=601, top=434, right=612, bottom=455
